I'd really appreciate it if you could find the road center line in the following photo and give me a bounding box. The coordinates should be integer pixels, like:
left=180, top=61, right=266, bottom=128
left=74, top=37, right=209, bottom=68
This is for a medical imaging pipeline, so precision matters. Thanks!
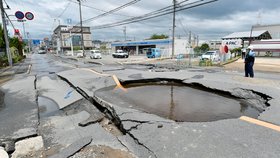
left=239, top=116, right=280, bottom=132
left=80, top=68, right=127, bottom=91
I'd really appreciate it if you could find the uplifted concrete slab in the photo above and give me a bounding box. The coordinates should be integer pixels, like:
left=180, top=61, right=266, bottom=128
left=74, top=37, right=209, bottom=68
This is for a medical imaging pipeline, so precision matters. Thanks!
left=57, top=68, right=116, bottom=96
left=0, top=76, right=38, bottom=141
left=37, top=76, right=83, bottom=109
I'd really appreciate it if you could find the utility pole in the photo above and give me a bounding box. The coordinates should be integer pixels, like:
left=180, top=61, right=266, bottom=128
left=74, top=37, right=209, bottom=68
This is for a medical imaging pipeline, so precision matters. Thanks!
left=196, top=35, right=199, bottom=47
left=188, top=31, right=192, bottom=46
left=249, top=25, right=254, bottom=46
left=22, top=21, right=26, bottom=39
left=171, top=0, right=176, bottom=59
left=77, top=0, right=85, bottom=57
left=123, top=26, right=127, bottom=41
left=0, top=0, right=12, bottom=66
left=188, top=31, right=192, bottom=67
left=27, top=32, right=31, bottom=53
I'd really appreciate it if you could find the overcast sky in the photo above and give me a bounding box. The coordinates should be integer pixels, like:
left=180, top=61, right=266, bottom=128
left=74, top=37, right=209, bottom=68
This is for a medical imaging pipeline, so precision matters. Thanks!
left=2, top=0, right=280, bottom=41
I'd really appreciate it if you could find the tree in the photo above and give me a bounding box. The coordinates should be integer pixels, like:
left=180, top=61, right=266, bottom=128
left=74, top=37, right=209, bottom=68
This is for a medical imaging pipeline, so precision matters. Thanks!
left=200, top=43, right=210, bottom=53
left=9, top=37, right=24, bottom=56
left=193, top=46, right=201, bottom=54
left=0, top=24, right=5, bottom=49
left=148, top=34, right=169, bottom=40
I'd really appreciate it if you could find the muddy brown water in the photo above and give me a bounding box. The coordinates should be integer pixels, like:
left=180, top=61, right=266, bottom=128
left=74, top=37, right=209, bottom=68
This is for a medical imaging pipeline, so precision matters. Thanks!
left=98, top=82, right=261, bottom=122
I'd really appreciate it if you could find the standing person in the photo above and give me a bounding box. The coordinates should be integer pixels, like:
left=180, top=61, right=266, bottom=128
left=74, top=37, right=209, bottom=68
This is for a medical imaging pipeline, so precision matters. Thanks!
left=241, top=48, right=246, bottom=59
left=244, top=46, right=255, bottom=78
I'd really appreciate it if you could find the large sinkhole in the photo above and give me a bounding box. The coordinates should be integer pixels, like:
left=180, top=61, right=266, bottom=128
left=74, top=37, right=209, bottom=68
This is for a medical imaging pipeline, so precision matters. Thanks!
left=95, top=80, right=268, bottom=122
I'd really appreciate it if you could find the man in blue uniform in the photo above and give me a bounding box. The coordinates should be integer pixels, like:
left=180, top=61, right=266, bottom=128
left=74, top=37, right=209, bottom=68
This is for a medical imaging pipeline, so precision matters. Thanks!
left=244, top=46, right=256, bottom=78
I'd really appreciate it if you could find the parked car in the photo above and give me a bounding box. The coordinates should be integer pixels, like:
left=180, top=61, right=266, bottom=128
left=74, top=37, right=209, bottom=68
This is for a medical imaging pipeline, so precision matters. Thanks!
left=201, top=51, right=220, bottom=61
left=146, top=48, right=161, bottom=58
left=65, top=51, right=73, bottom=56
left=38, top=50, right=46, bottom=54
left=76, top=52, right=84, bottom=58
left=112, top=50, right=129, bottom=58
left=90, top=50, right=102, bottom=59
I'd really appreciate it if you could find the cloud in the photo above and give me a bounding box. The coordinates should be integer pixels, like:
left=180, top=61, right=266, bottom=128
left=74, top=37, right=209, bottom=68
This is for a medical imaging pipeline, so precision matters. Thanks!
left=3, top=0, right=280, bottom=41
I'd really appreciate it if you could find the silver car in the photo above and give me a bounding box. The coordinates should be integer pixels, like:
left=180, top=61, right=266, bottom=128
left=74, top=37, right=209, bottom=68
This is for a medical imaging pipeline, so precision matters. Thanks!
left=90, top=50, right=102, bottom=59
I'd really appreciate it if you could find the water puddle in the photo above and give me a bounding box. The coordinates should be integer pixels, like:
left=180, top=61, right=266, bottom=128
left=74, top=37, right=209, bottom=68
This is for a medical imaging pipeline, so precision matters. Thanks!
left=38, top=96, right=61, bottom=118
left=96, top=82, right=263, bottom=122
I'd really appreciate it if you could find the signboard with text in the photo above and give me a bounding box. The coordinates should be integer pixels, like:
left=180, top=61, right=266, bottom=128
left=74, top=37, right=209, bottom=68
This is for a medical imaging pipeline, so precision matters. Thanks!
left=222, top=39, right=242, bottom=49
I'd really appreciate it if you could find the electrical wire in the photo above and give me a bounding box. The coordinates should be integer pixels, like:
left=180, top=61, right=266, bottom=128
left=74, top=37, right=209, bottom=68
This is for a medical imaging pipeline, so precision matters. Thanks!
left=69, top=0, right=142, bottom=30
left=3, top=0, right=9, bottom=8
left=91, top=0, right=218, bottom=29
left=67, top=0, right=133, bottom=18
left=92, top=0, right=205, bottom=29
left=4, top=12, right=16, bottom=30
left=82, top=0, right=140, bottom=23
left=57, top=1, right=71, bottom=18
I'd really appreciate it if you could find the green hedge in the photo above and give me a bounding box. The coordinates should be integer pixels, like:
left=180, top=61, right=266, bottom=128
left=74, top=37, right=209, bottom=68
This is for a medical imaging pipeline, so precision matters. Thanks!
left=0, top=55, right=25, bottom=67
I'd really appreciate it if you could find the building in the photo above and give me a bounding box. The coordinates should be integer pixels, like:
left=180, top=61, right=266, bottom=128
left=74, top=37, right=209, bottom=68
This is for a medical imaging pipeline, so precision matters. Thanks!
left=253, top=24, right=280, bottom=39
left=222, top=30, right=271, bottom=49
left=249, top=39, right=280, bottom=56
left=111, top=38, right=188, bottom=56
left=207, top=40, right=222, bottom=50
left=92, top=40, right=101, bottom=49
left=52, top=25, right=93, bottom=53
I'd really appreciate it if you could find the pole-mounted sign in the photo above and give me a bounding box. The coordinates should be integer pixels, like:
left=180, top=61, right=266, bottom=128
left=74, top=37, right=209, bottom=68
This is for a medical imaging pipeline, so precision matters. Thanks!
left=15, top=11, right=34, bottom=20
left=25, top=12, right=34, bottom=20
left=15, top=11, right=24, bottom=20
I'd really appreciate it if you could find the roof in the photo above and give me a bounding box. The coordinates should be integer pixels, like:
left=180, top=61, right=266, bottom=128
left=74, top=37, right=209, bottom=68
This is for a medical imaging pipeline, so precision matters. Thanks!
left=222, top=30, right=268, bottom=39
left=111, top=39, right=171, bottom=47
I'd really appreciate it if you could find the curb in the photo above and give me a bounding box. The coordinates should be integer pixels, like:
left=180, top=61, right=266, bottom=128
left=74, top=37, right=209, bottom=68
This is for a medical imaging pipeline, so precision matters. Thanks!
left=220, top=57, right=241, bottom=66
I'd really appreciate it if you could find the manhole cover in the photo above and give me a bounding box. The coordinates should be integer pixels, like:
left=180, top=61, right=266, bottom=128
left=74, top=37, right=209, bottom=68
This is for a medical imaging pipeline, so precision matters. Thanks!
left=96, top=81, right=263, bottom=122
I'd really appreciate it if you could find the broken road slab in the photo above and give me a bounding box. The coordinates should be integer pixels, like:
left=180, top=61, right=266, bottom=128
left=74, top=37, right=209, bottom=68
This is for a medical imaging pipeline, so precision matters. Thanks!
left=37, top=75, right=83, bottom=109
left=0, top=75, right=38, bottom=141
left=40, top=111, right=128, bottom=157
left=49, top=136, right=92, bottom=158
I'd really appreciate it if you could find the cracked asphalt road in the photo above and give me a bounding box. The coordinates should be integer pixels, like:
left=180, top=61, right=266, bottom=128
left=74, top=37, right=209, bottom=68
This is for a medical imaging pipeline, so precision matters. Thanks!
left=1, top=54, right=280, bottom=158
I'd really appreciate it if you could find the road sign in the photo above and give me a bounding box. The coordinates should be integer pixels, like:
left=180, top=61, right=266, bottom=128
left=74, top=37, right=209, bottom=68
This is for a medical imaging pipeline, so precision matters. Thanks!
left=15, top=11, right=24, bottom=20
left=33, top=40, right=40, bottom=45
left=25, top=12, right=34, bottom=20
left=17, top=19, right=26, bottom=22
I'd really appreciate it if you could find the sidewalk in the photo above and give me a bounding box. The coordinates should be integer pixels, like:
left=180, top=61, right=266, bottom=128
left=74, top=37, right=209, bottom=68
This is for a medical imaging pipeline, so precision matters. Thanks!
left=223, top=57, right=280, bottom=73
left=0, top=59, right=30, bottom=85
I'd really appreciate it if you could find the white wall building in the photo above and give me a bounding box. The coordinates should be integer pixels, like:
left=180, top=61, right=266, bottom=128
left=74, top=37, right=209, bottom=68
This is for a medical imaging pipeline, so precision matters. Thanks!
left=111, top=38, right=188, bottom=57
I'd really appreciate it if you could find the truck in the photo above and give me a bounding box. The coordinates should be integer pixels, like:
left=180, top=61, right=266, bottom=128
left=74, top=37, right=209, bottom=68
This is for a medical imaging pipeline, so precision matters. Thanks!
left=146, top=48, right=161, bottom=58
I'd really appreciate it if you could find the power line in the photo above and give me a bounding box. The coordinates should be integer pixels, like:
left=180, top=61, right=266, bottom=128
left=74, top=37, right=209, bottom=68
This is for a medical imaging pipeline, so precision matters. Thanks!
left=92, top=0, right=205, bottom=29
left=70, top=0, right=141, bottom=29
left=67, top=0, right=133, bottom=18
left=57, top=1, right=71, bottom=18
left=82, top=0, right=141, bottom=24
left=4, top=12, right=15, bottom=30
left=91, top=0, right=218, bottom=29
